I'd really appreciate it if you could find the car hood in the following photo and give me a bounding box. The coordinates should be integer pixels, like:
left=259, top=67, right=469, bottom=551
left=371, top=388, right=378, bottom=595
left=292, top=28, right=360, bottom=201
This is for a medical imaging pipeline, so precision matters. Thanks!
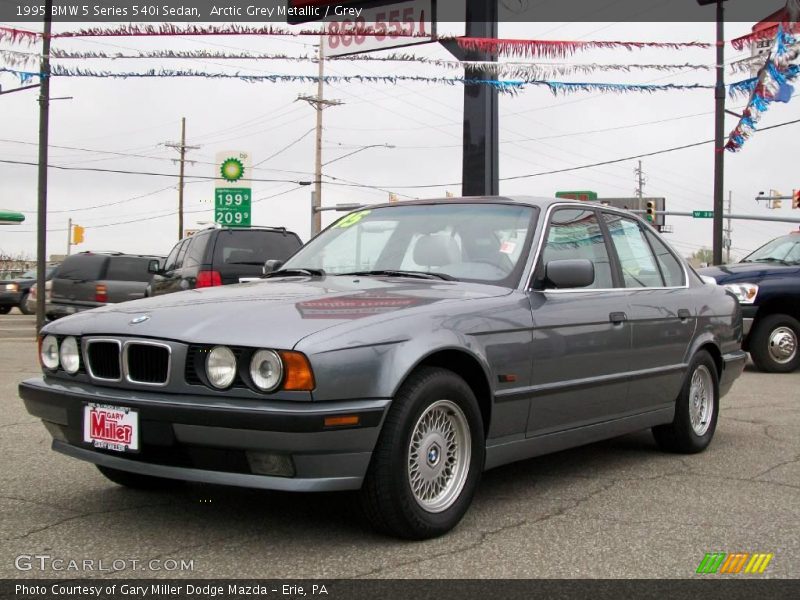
left=42, top=276, right=512, bottom=348
left=698, top=262, right=800, bottom=284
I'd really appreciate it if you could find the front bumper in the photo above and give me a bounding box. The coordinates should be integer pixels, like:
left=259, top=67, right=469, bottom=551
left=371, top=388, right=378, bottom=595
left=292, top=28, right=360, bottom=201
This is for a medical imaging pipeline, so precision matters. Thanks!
left=19, top=378, right=389, bottom=491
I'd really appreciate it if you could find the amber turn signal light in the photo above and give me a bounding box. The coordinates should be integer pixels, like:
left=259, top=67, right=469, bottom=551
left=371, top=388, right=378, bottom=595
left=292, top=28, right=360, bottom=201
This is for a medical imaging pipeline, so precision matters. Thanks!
left=324, top=415, right=360, bottom=427
left=278, top=350, right=315, bottom=391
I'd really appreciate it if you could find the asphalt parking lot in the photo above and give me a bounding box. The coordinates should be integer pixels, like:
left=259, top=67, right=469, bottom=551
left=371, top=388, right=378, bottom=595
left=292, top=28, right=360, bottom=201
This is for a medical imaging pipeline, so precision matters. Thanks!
left=1, top=314, right=798, bottom=579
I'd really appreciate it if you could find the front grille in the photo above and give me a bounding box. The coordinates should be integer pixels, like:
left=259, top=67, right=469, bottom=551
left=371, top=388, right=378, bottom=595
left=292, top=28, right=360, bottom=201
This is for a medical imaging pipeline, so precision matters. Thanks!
left=86, top=341, right=121, bottom=380
left=125, top=343, right=170, bottom=385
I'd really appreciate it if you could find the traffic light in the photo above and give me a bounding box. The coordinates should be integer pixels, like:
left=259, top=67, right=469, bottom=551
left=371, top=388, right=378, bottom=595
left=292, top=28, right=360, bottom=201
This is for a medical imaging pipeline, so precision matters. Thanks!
left=645, top=200, right=656, bottom=222
left=773, top=199, right=783, bottom=210
left=388, top=193, right=399, bottom=203
left=72, top=224, right=84, bottom=245
left=793, top=190, right=800, bottom=209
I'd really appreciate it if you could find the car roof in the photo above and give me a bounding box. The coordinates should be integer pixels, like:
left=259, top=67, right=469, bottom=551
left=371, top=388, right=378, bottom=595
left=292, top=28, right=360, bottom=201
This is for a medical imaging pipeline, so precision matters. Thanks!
left=356, top=196, right=625, bottom=212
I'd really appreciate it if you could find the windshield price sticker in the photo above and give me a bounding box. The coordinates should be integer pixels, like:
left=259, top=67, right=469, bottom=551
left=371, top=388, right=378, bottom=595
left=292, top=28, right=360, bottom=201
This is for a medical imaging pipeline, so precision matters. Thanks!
left=335, top=210, right=371, bottom=228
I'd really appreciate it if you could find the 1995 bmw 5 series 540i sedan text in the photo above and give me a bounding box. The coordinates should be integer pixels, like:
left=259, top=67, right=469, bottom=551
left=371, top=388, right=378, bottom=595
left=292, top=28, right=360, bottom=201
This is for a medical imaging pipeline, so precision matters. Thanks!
left=20, top=197, right=746, bottom=539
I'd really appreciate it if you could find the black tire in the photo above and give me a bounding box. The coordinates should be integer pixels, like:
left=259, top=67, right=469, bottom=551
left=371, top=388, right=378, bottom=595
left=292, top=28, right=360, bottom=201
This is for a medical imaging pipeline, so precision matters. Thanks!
left=18, top=293, right=34, bottom=315
left=652, top=351, right=719, bottom=454
left=0, top=306, right=10, bottom=315
left=96, top=465, right=180, bottom=490
left=359, top=367, right=485, bottom=540
left=748, top=314, right=800, bottom=373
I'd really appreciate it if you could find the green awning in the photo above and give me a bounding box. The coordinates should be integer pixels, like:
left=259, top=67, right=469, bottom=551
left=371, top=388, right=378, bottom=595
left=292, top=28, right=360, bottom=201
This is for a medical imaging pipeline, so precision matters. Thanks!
left=0, top=210, right=25, bottom=224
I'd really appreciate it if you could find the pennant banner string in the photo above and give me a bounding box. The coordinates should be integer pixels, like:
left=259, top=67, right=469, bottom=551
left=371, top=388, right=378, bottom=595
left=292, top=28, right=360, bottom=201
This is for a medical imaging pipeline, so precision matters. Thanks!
left=41, top=65, right=717, bottom=95
left=454, top=37, right=711, bottom=59
left=726, top=24, right=799, bottom=152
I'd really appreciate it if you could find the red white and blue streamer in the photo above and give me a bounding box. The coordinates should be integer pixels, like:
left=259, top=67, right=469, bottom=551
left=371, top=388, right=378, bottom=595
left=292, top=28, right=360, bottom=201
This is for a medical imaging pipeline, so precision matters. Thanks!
left=726, top=25, right=799, bottom=152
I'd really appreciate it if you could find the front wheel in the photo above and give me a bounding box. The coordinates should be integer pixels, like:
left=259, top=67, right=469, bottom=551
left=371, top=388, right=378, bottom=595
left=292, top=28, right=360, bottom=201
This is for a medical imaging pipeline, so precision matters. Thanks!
left=359, top=367, right=485, bottom=539
left=96, top=465, right=180, bottom=490
left=652, top=350, right=719, bottom=454
left=749, top=314, right=800, bottom=373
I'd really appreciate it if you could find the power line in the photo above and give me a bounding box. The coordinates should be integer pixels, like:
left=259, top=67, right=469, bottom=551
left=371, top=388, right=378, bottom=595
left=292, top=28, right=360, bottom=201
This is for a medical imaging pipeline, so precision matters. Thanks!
left=252, top=127, right=315, bottom=167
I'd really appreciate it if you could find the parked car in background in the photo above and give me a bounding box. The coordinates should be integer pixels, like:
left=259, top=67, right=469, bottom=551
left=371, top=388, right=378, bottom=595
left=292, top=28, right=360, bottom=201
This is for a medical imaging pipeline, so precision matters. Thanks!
left=20, top=198, right=745, bottom=539
left=699, top=230, right=800, bottom=372
left=26, top=279, right=54, bottom=316
left=147, top=226, right=303, bottom=297
left=47, top=252, right=162, bottom=320
left=0, top=265, right=58, bottom=315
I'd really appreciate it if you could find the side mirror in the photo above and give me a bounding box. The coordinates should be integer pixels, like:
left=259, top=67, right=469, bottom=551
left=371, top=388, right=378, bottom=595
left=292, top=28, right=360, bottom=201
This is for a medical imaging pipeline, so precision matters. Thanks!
left=147, top=259, right=161, bottom=274
left=263, top=259, right=284, bottom=275
left=545, top=259, right=595, bottom=289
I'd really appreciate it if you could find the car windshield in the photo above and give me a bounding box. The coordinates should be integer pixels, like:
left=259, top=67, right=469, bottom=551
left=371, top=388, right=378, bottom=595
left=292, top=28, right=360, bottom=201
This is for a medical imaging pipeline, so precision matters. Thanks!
left=20, top=270, right=36, bottom=279
left=740, top=234, right=800, bottom=265
left=282, top=203, right=538, bottom=286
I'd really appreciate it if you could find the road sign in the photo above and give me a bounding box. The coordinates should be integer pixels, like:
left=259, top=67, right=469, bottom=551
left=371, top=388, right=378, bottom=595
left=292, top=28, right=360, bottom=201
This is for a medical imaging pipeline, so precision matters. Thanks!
left=215, top=188, right=251, bottom=227
left=317, top=0, right=436, bottom=57
left=214, top=151, right=252, bottom=227
left=693, top=211, right=714, bottom=219
left=215, top=189, right=251, bottom=228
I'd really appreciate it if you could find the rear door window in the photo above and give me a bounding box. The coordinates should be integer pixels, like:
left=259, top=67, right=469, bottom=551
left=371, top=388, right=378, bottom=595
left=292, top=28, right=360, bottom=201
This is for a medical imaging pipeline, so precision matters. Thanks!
left=184, top=233, right=210, bottom=268
left=603, top=214, right=664, bottom=288
left=213, top=230, right=302, bottom=267
left=56, top=254, right=107, bottom=281
left=105, top=257, right=153, bottom=282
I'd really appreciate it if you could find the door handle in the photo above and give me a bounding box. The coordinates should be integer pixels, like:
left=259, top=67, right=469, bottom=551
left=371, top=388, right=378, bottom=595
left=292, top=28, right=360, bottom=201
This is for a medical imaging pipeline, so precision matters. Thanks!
left=609, top=312, right=628, bottom=324
left=678, top=308, right=691, bottom=321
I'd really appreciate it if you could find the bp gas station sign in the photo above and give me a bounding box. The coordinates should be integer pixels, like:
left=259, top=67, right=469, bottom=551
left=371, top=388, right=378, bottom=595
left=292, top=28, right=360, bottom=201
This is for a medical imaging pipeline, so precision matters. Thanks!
left=214, top=151, right=251, bottom=227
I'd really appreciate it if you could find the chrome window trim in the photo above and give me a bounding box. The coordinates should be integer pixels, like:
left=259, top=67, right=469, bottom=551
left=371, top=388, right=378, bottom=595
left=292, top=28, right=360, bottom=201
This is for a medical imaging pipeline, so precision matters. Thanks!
left=83, top=338, right=122, bottom=382
left=524, top=202, right=691, bottom=293
left=122, top=340, right=172, bottom=387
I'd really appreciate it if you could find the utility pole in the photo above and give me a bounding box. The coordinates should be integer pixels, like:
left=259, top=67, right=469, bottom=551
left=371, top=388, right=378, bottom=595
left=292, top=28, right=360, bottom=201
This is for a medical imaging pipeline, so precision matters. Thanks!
left=724, top=191, right=733, bottom=263
left=298, top=37, right=342, bottom=236
left=635, top=160, right=646, bottom=201
left=165, top=118, right=199, bottom=240
left=35, top=0, right=52, bottom=334
left=66, top=218, right=71, bottom=256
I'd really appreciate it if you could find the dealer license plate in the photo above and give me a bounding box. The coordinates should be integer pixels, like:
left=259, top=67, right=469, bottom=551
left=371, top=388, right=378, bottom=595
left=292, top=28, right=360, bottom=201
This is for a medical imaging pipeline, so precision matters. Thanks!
left=83, top=403, right=139, bottom=452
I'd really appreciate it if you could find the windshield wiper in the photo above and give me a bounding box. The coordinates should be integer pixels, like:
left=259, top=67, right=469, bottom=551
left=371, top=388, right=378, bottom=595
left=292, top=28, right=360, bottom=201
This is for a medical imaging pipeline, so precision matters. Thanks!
left=751, top=257, right=790, bottom=265
left=338, top=269, right=456, bottom=281
left=264, top=268, right=326, bottom=278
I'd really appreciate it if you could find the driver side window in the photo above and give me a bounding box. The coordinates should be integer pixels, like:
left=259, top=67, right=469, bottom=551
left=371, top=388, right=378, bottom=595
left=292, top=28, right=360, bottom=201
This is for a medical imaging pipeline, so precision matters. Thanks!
left=538, top=209, right=614, bottom=289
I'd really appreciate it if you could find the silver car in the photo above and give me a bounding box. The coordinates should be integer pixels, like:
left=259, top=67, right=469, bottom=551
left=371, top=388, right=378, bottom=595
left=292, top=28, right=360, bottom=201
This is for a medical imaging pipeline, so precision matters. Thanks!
left=20, top=198, right=745, bottom=539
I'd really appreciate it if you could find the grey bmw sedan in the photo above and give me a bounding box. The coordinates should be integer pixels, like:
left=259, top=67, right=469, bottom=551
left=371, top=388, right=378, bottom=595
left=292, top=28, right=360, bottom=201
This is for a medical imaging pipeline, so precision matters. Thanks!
left=20, top=197, right=745, bottom=539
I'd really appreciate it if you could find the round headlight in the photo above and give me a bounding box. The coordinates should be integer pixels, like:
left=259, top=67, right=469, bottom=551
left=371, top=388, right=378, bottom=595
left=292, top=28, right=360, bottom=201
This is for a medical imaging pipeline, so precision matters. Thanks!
left=40, top=335, right=59, bottom=370
left=249, top=349, right=283, bottom=392
left=206, top=346, right=237, bottom=389
left=59, top=336, right=80, bottom=374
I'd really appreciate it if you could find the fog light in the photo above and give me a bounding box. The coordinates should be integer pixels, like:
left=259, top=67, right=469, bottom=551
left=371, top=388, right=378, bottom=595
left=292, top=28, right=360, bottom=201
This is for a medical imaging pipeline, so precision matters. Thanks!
left=246, top=451, right=295, bottom=477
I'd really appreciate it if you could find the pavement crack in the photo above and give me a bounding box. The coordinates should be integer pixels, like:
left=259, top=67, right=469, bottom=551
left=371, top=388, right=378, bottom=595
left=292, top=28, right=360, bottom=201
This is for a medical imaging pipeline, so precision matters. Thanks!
left=353, top=519, right=528, bottom=579
left=7, top=500, right=178, bottom=541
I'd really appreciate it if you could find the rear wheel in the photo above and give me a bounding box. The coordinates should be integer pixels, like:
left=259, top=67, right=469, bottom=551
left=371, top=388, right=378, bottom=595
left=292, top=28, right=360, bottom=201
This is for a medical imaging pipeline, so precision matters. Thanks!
left=749, top=314, right=800, bottom=373
left=96, top=465, right=180, bottom=490
left=652, top=350, right=719, bottom=454
left=18, top=293, right=34, bottom=315
left=359, top=367, right=484, bottom=539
